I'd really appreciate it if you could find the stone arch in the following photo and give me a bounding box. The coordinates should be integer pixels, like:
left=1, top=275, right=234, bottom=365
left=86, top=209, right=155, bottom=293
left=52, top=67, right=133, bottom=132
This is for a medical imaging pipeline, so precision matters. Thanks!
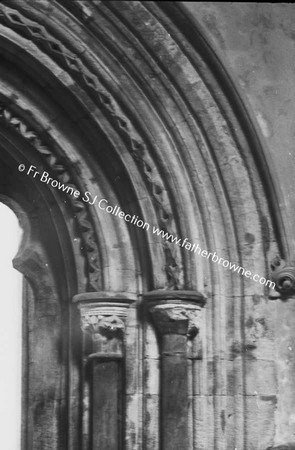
left=0, top=1, right=287, bottom=449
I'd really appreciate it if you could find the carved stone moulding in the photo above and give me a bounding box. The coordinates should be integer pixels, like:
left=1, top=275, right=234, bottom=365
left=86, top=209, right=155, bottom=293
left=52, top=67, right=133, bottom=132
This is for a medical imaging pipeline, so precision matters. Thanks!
left=143, top=290, right=206, bottom=339
left=73, top=291, right=137, bottom=360
left=0, top=3, right=181, bottom=291
left=0, top=102, right=101, bottom=292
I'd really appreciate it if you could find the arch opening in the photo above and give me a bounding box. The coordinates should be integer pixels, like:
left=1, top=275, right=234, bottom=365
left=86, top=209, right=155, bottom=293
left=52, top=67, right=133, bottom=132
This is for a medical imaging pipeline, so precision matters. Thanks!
left=0, top=202, right=23, bottom=450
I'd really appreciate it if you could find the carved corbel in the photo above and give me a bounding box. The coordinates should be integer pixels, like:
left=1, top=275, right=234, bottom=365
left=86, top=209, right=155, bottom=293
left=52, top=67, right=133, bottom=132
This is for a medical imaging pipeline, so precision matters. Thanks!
left=269, top=256, right=295, bottom=299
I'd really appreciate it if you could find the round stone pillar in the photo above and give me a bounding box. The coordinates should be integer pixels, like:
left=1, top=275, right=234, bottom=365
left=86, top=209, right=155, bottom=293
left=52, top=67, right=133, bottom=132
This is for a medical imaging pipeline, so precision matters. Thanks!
left=143, top=290, right=206, bottom=450
left=73, top=292, right=137, bottom=450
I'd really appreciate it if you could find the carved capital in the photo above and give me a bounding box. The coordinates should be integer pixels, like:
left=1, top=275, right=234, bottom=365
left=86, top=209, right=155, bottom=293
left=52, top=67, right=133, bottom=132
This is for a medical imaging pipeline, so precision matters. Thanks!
left=151, top=303, right=202, bottom=338
left=143, top=290, right=206, bottom=339
left=80, top=312, right=125, bottom=339
left=73, top=291, right=136, bottom=360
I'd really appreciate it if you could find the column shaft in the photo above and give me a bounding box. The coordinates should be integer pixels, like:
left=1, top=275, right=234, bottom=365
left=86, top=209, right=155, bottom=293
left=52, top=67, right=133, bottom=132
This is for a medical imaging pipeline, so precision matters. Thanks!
left=161, top=334, right=189, bottom=450
left=73, top=292, right=136, bottom=450
left=143, top=290, right=206, bottom=450
left=92, top=361, right=122, bottom=450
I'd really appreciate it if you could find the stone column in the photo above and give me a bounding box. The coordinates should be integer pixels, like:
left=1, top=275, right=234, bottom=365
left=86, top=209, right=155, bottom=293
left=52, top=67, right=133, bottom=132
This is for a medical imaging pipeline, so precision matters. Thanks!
left=73, top=292, right=136, bottom=450
left=143, top=290, right=206, bottom=450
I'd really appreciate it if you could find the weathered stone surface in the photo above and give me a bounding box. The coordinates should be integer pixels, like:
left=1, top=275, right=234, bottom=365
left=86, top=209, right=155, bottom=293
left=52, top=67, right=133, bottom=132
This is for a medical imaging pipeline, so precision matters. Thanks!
left=1, top=1, right=294, bottom=449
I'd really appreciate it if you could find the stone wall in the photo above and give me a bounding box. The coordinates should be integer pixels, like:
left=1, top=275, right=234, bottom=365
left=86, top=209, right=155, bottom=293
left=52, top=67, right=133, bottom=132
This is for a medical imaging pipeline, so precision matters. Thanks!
left=183, top=3, right=295, bottom=447
left=183, top=2, right=295, bottom=252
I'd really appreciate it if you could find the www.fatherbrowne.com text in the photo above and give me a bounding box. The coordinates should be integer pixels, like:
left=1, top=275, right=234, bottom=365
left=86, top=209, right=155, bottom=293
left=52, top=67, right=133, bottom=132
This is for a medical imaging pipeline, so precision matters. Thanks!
left=152, top=227, right=275, bottom=288
left=20, top=164, right=276, bottom=289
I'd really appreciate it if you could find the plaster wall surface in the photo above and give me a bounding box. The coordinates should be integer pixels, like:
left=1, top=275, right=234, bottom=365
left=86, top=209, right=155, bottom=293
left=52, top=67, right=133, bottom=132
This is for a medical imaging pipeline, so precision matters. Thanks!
left=183, top=2, right=295, bottom=255
left=182, top=3, right=295, bottom=446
